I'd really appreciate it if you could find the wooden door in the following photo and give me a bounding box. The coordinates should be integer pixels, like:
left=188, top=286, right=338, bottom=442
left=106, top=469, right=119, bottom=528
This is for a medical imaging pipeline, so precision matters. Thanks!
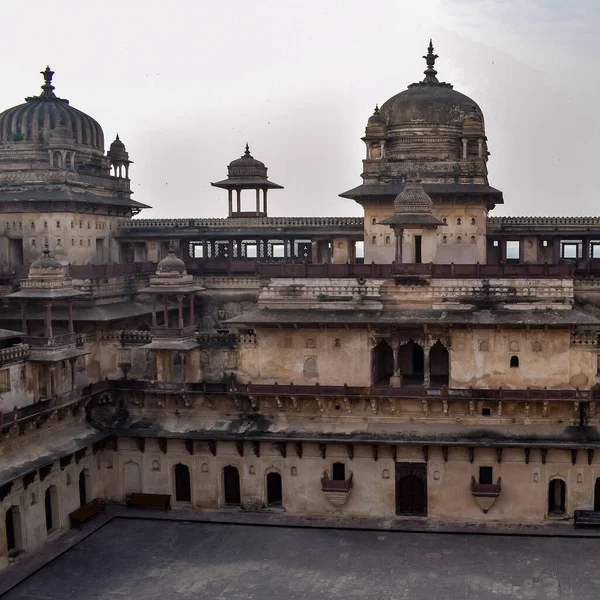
left=396, top=464, right=427, bottom=516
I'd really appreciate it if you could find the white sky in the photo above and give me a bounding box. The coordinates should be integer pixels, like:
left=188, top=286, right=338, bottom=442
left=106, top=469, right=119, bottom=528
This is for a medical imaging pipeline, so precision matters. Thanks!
left=0, top=0, right=597, bottom=218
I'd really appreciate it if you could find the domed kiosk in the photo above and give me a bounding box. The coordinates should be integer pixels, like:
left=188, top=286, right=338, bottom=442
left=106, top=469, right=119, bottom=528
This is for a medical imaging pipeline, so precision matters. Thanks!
left=341, top=41, right=503, bottom=265
left=0, top=67, right=149, bottom=267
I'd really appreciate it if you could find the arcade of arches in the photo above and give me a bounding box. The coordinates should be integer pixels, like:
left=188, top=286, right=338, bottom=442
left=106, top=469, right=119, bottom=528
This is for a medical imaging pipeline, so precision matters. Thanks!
left=373, top=338, right=449, bottom=386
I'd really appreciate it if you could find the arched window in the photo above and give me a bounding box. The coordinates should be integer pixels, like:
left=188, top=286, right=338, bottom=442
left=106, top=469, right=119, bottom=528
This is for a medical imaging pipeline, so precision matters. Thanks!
left=385, top=235, right=391, bottom=245
left=174, top=463, right=191, bottom=502
left=442, top=217, right=448, bottom=225
left=548, top=479, right=566, bottom=516
left=371, top=235, right=377, bottom=245
left=371, top=217, right=377, bottom=225
left=456, top=218, right=462, bottom=225
left=471, top=217, right=476, bottom=225
left=266, top=472, right=282, bottom=507
left=305, top=338, right=315, bottom=349
left=456, top=236, right=462, bottom=244
left=510, top=355, right=519, bottom=368
left=332, top=462, right=346, bottom=481
left=303, top=357, right=318, bottom=376
left=479, top=341, right=489, bottom=352
left=442, top=236, right=447, bottom=244
left=470, top=236, right=476, bottom=244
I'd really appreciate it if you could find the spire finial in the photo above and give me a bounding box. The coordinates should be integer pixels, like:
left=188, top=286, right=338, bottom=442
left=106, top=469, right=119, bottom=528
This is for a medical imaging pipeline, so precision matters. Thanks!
left=374, top=104, right=379, bottom=114
left=244, top=143, right=251, bottom=156
left=40, top=66, right=56, bottom=98
left=42, top=238, right=50, bottom=256
left=116, top=133, right=120, bottom=141
left=167, top=239, right=175, bottom=255
left=422, top=40, right=439, bottom=84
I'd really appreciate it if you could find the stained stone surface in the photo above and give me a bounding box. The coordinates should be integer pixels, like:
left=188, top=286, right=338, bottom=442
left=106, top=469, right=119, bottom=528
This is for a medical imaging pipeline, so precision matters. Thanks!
left=4, top=518, right=600, bottom=599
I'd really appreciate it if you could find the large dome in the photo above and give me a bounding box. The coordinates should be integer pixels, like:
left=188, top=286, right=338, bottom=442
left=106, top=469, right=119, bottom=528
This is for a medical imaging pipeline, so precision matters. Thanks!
left=0, top=67, right=104, bottom=152
left=380, top=85, right=483, bottom=128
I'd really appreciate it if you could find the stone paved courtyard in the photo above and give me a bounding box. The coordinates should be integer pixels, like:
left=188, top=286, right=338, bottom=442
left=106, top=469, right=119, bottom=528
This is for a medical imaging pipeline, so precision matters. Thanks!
left=4, top=518, right=600, bottom=599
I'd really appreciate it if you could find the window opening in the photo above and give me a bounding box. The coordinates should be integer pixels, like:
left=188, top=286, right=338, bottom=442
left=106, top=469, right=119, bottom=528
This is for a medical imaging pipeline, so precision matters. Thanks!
left=332, top=462, right=346, bottom=481
left=479, top=466, right=493, bottom=485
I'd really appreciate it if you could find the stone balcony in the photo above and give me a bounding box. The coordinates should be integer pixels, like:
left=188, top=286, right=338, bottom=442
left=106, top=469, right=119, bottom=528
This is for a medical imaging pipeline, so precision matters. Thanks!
left=471, top=476, right=502, bottom=513
left=24, top=333, right=77, bottom=350
left=321, top=472, right=353, bottom=507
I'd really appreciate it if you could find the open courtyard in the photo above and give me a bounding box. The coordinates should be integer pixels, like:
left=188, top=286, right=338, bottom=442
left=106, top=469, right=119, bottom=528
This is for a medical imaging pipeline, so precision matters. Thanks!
left=3, top=518, right=600, bottom=599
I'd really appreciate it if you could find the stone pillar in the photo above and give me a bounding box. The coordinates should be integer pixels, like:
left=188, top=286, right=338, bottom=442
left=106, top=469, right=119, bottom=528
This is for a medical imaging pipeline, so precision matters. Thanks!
left=394, top=228, right=404, bottom=264
left=255, top=189, right=260, bottom=215
left=67, top=299, right=74, bottom=334
left=177, top=294, right=184, bottom=329
left=478, top=139, right=483, bottom=158
left=189, top=293, right=195, bottom=326
left=152, top=298, right=157, bottom=327
left=163, top=296, right=169, bottom=327
left=390, top=339, right=402, bottom=388
left=44, top=301, right=53, bottom=339
left=423, top=345, right=431, bottom=387
left=263, top=189, right=268, bottom=215
left=236, top=189, right=241, bottom=213
left=20, top=300, right=27, bottom=336
left=462, top=138, right=468, bottom=159
left=228, top=189, right=233, bottom=217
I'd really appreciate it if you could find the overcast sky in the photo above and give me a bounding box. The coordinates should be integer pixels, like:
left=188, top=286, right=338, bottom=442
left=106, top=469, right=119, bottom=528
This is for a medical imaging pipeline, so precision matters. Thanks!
left=0, top=0, right=597, bottom=218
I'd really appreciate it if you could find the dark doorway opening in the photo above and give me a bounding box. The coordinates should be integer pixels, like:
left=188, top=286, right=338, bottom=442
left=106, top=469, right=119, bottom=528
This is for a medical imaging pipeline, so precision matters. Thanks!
left=78, top=470, right=87, bottom=506
left=595, top=478, right=600, bottom=511
left=266, top=472, right=282, bottom=506
left=223, top=465, right=241, bottom=505
left=396, top=464, right=427, bottom=516
left=175, top=463, right=191, bottom=502
left=548, top=479, right=566, bottom=516
left=45, top=487, right=54, bottom=531
left=429, top=340, right=449, bottom=387
left=373, top=340, right=394, bottom=385
left=414, top=235, right=422, bottom=264
left=398, top=340, right=424, bottom=385
left=5, top=507, right=15, bottom=553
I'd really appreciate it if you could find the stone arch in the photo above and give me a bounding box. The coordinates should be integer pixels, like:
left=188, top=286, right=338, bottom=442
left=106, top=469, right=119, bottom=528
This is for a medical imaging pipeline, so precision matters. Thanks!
left=398, top=340, right=424, bottom=385
left=373, top=339, right=394, bottom=385
left=223, top=465, right=241, bottom=506
left=123, top=461, right=142, bottom=495
left=265, top=468, right=283, bottom=507
left=44, top=485, right=59, bottom=533
left=174, top=463, right=191, bottom=503
left=548, top=477, right=566, bottom=516
left=429, top=340, right=449, bottom=387
left=5, top=506, right=23, bottom=556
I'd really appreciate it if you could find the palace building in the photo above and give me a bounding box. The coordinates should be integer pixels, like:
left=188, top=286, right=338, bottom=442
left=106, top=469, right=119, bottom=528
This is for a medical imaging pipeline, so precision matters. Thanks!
left=1, top=43, right=600, bottom=569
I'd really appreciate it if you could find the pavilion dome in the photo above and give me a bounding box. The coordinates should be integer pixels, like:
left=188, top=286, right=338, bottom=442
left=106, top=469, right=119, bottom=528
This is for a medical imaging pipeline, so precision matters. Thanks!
left=30, top=243, right=63, bottom=272
left=0, top=67, right=105, bottom=152
left=156, top=242, right=186, bottom=274
left=227, top=144, right=268, bottom=179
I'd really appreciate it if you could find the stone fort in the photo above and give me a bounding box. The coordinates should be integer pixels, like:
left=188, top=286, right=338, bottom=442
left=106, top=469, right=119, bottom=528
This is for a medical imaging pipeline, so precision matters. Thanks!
left=1, top=43, right=600, bottom=569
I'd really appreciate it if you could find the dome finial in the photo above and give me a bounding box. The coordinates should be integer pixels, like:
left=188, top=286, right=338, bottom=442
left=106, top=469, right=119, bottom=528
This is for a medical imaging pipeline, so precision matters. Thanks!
left=116, top=133, right=120, bottom=141
left=374, top=104, right=379, bottom=114
left=422, top=39, right=439, bottom=84
left=244, top=143, right=251, bottom=156
left=40, top=66, right=56, bottom=98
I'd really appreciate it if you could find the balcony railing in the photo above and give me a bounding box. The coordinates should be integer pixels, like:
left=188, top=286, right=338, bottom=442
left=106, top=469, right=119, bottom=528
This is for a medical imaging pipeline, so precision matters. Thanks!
left=321, top=472, right=353, bottom=493
left=151, top=325, right=196, bottom=339
left=24, top=333, right=77, bottom=349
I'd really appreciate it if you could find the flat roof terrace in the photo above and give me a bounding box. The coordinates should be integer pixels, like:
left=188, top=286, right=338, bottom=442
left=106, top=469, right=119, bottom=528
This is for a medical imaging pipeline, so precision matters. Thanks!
left=4, top=518, right=600, bottom=599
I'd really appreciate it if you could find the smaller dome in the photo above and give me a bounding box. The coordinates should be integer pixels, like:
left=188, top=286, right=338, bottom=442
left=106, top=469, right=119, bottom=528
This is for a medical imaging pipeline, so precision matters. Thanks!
left=30, top=242, right=63, bottom=271
left=156, top=241, right=186, bottom=274
left=227, top=144, right=268, bottom=178
left=367, top=105, right=385, bottom=127
left=393, top=179, right=433, bottom=214
left=107, top=134, right=129, bottom=163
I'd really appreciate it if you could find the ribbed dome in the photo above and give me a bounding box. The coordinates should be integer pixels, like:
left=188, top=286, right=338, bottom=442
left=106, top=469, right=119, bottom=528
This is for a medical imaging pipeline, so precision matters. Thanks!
left=0, top=67, right=104, bottom=151
left=107, top=134, right=129, bottom=162
left=227, top=144, right=267, bottom=178
left=156, top=242, right=186, bottom=274
left=393, top=179, right=433, bottom=214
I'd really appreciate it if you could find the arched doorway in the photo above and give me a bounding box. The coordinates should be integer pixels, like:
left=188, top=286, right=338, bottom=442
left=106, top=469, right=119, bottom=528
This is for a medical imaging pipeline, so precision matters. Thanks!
left=548, top=479, right=566, bottom=516
left=124, top=461, right=142, bottom=495
left=45, top=486, right=59, bottom=532
left=266, top=472, right=282, bottom=507
left=398, top=341, right=424, bottom=385
left=595, top=478, right=600, bottom=511
left=429, top=341, right=449, bottom=387
left=395, top=464, right=427, bottom=516
left=78, top=469, right=89, bottom=506
left=373, top=340, right=394, bottom=385
left=174, top=463, right=191, bottom=502
left=5, top=506, right=23, bottom=556
left=223, top=465, right=241, bottom=506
